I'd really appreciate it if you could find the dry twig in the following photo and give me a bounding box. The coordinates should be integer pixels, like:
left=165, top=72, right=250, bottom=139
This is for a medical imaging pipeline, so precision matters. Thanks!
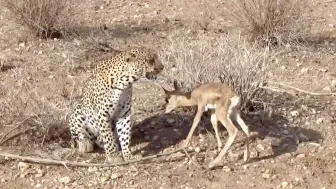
left=267, top=81, right=336, bottom=96
left=182, top=148, right=203, bottom=169
left=0, top=148, right=193, bottom=168
left=0, top=128, right=34, bottom=145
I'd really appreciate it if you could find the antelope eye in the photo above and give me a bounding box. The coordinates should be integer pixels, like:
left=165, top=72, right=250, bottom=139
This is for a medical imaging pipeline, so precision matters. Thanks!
left=148, top=58, right=155, bottom=65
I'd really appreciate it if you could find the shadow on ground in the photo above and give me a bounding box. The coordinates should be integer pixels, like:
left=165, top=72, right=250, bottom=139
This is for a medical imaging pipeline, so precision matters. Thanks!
left=131, top=91, right=324, bottom=164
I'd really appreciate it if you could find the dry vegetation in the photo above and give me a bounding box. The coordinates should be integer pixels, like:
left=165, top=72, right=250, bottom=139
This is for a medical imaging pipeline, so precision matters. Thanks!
left=161, top=33, right=272, bottom=112
left=2, top=0, right=77, bottom=38
left=223, top=0, right=312, bottom=46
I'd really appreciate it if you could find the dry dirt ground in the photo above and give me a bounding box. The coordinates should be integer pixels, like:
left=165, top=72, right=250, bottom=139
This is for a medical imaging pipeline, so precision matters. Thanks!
left=0, top=0, right=336, bottom=189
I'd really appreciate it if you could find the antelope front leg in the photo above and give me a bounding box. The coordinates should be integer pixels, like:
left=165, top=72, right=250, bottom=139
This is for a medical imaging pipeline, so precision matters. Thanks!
left=180, top=106, right=204, bottom=149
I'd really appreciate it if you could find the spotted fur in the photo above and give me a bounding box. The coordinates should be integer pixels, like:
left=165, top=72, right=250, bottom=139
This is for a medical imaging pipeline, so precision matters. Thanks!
left=68, top=47, right=164, bottom=162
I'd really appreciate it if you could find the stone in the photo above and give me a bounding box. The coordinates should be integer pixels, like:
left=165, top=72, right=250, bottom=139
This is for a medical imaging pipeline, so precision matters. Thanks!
left=59, top=176, right=72, bottom=184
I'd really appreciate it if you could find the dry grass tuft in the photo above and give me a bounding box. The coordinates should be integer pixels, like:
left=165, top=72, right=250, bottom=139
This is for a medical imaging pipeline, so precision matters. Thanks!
left=3, top=0, right=77, bottom=39
left=224, top=0, right=312, bottom=46
left=160, top=33, right=274, bottom=112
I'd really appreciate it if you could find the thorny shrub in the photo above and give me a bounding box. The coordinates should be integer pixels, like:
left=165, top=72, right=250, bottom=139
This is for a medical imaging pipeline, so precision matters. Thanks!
left=3, top=0, right=77, bottom=39
left=224, top=0, right=312, bottom=46
left=160, top=33, right=274, bottom=113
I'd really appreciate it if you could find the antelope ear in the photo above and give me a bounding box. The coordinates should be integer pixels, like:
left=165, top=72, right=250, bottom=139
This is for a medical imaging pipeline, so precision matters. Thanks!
left=162, top=87, right=169, bottom=94
left=173, top=79, right=180, bottom=91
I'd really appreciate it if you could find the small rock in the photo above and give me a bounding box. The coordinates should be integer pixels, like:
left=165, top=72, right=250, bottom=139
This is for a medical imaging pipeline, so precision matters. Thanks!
left=290, top=111, right=299, bottom=117
left=318, top=68, right=328, bottom=72
left=88, top=167, right=98, bottom=172
left=152, top=135, right=159, bottom=141
left=322, top=86, right=331, bottom=92
left=110, top=173, right=122, bottom=180
left=59, top=176, right=72, bottom=184
left=35, top=184, right=42, bottom=188
left=316, top=118, right=324, bottom=124
left=296, top=154, right=306, bottom=158
left=299, top=67, right=309, bottom=75
left=331, top=79, right=336, bottom=88
left=101, top=176, right=109, bottom=183
left=262, top=173, right=271, bottom=179
left=283, top=130, right=289, bottom=135
left=222, top=166, right=232, bottom=172
left=166, top=118, right=175, bottom=124
left=194, top=147, right=200, bottom=153
left=35, top=173, right=43, bottom=178
left=18, top=162, right=30, bottom=172
left=249, top=183, right=255, bottom=187
left=171, top=67, right=178, bottom=72
left=281, top=181, right=289, bottom=188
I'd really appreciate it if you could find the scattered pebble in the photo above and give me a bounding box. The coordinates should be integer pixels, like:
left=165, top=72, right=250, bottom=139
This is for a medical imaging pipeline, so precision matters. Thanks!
left=262, top=173, right=271, bottom=179
left=18, top=162, right=30, bottom=172
left=281, top=181, right=289, bottom=188
left=111, top=173, right=122, bottom=180
left=194, top=147, right=201, bottom=153
left=316, top=118, right=324, bottom=124
left=290, top=111, right=299, bottom=117
left=222, top=166, right=232, bottom=172
left=59, top=176, right=72, bottom=184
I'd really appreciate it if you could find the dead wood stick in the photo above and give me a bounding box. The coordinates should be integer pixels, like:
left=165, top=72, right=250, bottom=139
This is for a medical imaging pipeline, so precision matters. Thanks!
left=182, top=148, right=203, bottom=169
left=0, top=118, right=32, bottom=144
left=0, top=128, right=34, bottom=145
left=267, top=81, right=336, bottom=96
left=0, top=125, right=21, bottom=144
left=0, top=148, right=192, bottom=168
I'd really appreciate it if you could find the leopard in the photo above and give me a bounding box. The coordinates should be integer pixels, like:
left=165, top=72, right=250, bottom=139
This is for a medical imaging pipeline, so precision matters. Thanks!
left=68, top=46, right=164, bottom=163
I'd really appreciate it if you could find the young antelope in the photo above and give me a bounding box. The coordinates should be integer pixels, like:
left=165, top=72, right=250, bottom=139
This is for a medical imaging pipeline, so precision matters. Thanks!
left=161, top=80, right=250, bottom=168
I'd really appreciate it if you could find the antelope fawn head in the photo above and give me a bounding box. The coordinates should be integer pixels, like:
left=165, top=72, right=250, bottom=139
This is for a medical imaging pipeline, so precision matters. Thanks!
left=161, top=80, right=194, bottom=113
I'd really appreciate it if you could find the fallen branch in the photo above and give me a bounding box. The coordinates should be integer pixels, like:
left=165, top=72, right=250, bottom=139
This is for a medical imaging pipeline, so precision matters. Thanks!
left=182, top=148, right=203, bottom=169
left=267, top=81, right=336, bottom=96
left=0, top=148, right=193, bottom=168
left=0, top=128, right=34, bottom=145
left=0, top=118, right=32, bottom=144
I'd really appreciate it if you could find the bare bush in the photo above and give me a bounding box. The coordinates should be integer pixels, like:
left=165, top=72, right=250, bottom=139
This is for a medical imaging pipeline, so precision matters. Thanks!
left=224, top=0, right=312, bottom=46
left=160, top=33, right=274, bottom=112
left=3, top=0, right=77, bottom=39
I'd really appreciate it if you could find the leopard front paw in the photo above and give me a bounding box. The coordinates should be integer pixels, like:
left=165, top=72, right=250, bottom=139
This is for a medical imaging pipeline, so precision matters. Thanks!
left=123, top=152, right=142, bottom=162
left=106, top=152, right=124, bottom=164
left=77, top=139, right=94, bottom=153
